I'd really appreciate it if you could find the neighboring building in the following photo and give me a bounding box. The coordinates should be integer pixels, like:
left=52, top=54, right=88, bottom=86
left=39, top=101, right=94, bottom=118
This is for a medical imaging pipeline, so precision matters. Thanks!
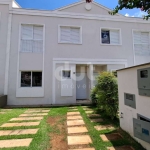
left=117, top=63, right=150, bottom=150
left=0, top=0, right=150, bottom=106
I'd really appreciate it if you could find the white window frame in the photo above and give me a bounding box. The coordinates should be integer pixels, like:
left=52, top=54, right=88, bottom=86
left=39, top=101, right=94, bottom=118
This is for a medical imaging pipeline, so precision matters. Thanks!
left=100, top=27, right=122, bottom=46
left=20, top=71, right=43, bottom=88
left=132, top=29, right=150, bottom=57
left=20, top=24, right=44, bottom=53
left=58, top=25, right=82, bottom=44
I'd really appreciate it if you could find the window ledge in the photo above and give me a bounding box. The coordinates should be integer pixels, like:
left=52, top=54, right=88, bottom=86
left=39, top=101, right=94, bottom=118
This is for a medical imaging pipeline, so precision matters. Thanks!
left=58, top=42, right=82, bottom=45
left=100, top=43, right=122, bottom=46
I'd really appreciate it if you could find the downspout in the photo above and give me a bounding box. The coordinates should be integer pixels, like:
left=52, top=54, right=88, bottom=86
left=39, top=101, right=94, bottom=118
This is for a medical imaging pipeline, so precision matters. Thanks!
left=4, top=11, right=12, bottom=95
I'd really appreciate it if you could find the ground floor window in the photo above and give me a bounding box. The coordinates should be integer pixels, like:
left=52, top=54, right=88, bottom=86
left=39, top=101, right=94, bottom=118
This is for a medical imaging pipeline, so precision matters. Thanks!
left=21, top=71, right=42, bottom=87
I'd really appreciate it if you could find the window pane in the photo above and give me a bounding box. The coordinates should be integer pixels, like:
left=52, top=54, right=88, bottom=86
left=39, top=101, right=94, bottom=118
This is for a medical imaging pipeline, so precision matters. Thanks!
left=33, top=40, right=43, bottom=52
left=32, top=72, right=42, bottom=87
left=62, top=70, right=71, bottom=78
left=21, top=40, right=33, bottom=52
left=21, top=72, right=31, bottom=87
left=21, top=25, right=33, bottom=39
left=101, top=30, right=110, bottom=44
left=33, top=26, right=43, bottom=40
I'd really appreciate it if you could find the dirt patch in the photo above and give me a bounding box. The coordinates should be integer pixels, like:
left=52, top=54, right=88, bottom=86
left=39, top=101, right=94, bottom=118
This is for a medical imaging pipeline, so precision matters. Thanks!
left=47, top=116, right=68, bottom=150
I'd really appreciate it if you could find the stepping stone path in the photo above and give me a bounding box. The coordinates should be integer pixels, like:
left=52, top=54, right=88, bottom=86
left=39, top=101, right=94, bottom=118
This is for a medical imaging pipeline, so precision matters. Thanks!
left=0, top=108, right=50, bottom=148
left=10, top=117, right=43, bottom=121
left=94, top=125, right=115, bottom=131
left=100, top=133, right=123, bottom=142
left=20, top=113, right=48, bottom=117
left=90, top=118, right=103, bottom=123
left=85, top=111, right=94, bottom=114
left=88, top=114, right=101, bottom=118
left=67, top=108, right=95, bottom=150
left=0, top=109, right=12, bottom=114
left=83, top=106, right=135, bottom=150
left=107, top=146, right=135, bottom=150
left=0, top=138, right=32, bottom=148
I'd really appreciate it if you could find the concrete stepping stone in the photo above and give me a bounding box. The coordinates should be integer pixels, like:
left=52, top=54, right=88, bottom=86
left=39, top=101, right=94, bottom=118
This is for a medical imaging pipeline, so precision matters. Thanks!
left=100, top=133, right=122, bottom=142
left=87, top=114, right=101, bottom=118
left=69, top=148, right=95, bottom=150
left=68, top=109, right=78, bottom=111
left=67, top=115, right=82, bottom=120
left=10, top=117, right=43, bottom=121
left=0, top=129, right=39, bottom=136
left=68, top=127, right=88, bottom=134
left=1, top=109, right=12, bottom=111
left=0, top=138, right=32, bottom=148
left=83, top=108, right=93, bottom=111
left=25, top=110, right=50, bottom=113
left=67, top=112, right=80, bottom=116
left=90, top=118, right=103, bottom=123
left=0, top=112, right=5, bottom=114
left=94, top=125, right=115, bottom=131
left=107, top=146, right=135, bottom=150
left=0, top=122, right=40, bottom=127
left=68, top=135, right=92, bottom=145
left=67, top=120, right=85, bottom=126
left=69, top=107, right=77, bottom=109
left=85, top=111, right=94, bottom=114
left=19, top=113, right=48, bottom=117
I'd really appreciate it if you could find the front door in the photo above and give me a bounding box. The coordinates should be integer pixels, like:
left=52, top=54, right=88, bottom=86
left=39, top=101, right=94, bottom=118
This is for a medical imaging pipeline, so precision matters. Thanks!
left=76, top=73, right=87, bottom=100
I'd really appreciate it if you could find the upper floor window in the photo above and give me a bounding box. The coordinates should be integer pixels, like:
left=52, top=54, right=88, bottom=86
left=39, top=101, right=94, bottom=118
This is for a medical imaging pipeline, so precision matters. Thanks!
left=59, top=26, right=82, bottom=44
left=133, top=31, right=150, bottom=56
left=101, top=28, right=121, bottom=45
left=20, top=24, right=43, bottom=53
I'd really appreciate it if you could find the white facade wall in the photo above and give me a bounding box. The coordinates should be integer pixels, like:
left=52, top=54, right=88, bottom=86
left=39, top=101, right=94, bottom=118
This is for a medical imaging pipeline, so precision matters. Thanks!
left=118, top=64, right=150, bottom=150
left=0, top=4, right=9, bottom=95
left=0, top=0, right=150, bottom=105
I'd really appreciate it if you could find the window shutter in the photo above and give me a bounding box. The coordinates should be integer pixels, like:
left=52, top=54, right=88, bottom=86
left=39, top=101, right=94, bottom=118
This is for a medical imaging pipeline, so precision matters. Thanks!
left=21, top=25, right=43, bottom=53
left=133, top=32, right=141, bottom=44
left=110, top=30, right=120, bottom=44
left=21, top=25, right=33, bottom=39
left=141, top=32, right=149, bottom=44
left=33, top=26, right=43, bottom=52
left=70, top=27, right=80, bottom=43
left=21, top=40, right=33, bottom=52
left=33, top=40, right=43, bottom=53
left=60, top=27, right=71, bottom=42
left=134, top=31, right=150, bottom=56
left=33, top=26, right=43, bottom=40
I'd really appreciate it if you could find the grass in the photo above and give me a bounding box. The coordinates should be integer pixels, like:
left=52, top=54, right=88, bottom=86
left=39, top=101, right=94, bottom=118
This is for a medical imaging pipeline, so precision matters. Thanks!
left=0, top=106, right=146, bottom=150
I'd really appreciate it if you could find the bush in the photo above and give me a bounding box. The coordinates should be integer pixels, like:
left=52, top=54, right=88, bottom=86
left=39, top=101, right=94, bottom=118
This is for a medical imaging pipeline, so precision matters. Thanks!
left=91, top=72, right=118, bottom=120
left=90, top=87, right=98, bottom=105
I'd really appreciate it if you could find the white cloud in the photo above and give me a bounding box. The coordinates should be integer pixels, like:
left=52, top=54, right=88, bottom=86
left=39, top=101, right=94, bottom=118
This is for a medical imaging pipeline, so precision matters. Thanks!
left=125, top=13, right=130, bottom=17
left=134, top=11, right=147, bottom=17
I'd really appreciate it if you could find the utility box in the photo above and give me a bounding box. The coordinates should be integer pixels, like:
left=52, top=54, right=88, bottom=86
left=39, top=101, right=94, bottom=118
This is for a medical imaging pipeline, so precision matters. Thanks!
left=137, top=67, right=150, bottom=97
left=124, top=93, right=136, bottom=109
left=117, top=63, right=150, bottom=150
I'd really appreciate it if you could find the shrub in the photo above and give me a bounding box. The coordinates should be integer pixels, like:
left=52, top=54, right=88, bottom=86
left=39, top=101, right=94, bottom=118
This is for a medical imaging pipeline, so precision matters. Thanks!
left=91, top=72, right=118, bottom=120
left=90, top=87, right=98, bottom=105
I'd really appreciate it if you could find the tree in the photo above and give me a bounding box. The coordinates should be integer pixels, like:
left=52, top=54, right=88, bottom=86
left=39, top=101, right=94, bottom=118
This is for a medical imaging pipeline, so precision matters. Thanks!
left=110, top=0, right=150, bottom=20
left=86, top=0, right=92, bottom=3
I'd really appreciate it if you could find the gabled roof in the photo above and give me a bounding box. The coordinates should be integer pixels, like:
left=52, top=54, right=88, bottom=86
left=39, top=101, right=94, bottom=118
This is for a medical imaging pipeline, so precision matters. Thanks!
left=54, top=0, right=123, bottom=17
left=13, top=0, right=21, bottom=8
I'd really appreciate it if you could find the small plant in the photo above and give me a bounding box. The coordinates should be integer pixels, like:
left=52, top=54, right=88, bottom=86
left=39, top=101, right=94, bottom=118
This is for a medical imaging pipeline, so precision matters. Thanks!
left=91, top=72, right=118, bottom=119
left=90, top=87, right=98, bottom=105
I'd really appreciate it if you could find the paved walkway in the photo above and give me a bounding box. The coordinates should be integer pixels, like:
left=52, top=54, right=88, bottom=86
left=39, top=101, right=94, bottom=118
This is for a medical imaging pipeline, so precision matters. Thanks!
left=67, top=107, right=95, bottom=150
left=0, top=108, right=50, bottom=149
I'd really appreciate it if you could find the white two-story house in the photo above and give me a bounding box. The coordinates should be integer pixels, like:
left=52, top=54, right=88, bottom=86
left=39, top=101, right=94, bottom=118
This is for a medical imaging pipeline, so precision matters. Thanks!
left=0, top=0, right=150, bottom=106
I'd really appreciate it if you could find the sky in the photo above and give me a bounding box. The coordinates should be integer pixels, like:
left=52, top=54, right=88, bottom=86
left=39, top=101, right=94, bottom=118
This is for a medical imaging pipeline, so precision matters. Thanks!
left=16, top=0, right=147, bottom=17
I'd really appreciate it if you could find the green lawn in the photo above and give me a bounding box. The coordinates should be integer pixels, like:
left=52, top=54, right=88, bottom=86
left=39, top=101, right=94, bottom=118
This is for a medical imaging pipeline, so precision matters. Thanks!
left=0, top=107, right=146, bottom=150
